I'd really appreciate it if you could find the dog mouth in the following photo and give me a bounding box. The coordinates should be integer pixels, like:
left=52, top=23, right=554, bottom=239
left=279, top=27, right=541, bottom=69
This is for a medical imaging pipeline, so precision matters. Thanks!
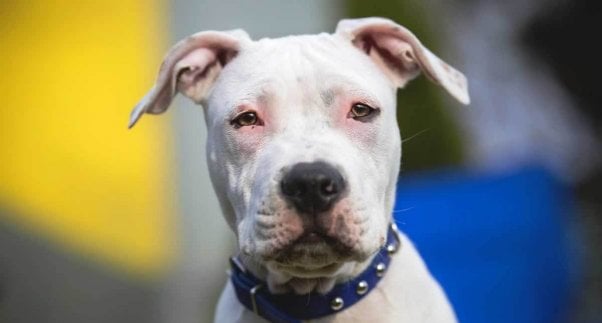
left=290, top=230, right=351, bottom=251
left=269, top=230, right=356, bottom=267
left=295, top=231, right=331, bottom=244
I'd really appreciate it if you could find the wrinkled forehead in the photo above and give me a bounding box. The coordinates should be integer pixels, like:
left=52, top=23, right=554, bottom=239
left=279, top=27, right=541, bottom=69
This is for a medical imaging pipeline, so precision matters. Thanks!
left=206, top=33, right=395, bottom=115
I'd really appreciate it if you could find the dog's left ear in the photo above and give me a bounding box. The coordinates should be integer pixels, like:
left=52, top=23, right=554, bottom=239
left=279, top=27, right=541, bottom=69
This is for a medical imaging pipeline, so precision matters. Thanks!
left=336, top=17, right=470, bottom=105
left=128, top=29, right=251, bottom=128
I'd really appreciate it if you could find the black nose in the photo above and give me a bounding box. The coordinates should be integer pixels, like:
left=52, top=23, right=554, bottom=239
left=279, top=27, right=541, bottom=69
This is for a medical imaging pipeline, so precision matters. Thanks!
left=280, top=161, right=346, bottom=214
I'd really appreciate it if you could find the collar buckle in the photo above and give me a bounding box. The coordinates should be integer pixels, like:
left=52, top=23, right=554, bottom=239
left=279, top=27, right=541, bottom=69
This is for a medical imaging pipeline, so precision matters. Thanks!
left=250, top=284, right=263, bottom=315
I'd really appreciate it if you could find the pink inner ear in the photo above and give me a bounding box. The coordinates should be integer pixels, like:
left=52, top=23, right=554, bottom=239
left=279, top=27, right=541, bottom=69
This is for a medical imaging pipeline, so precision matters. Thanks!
left=356, top=33, right=422, bottom=87
left=174, top=48, right=218, bottom=95
left=375, top=35, right=420, bottom=77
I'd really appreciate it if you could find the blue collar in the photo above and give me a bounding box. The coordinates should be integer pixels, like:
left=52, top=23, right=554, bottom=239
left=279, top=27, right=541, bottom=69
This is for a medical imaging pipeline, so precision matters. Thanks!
left=229, top=223, right=402, bottom=323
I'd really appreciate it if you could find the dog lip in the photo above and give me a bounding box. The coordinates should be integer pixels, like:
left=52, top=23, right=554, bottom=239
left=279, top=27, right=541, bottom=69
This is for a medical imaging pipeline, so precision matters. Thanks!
left=261, top=227, right=359, bottom=264
left=297, top=231, right=327, bottom=244
left=273, top=262, right=342, bottom=278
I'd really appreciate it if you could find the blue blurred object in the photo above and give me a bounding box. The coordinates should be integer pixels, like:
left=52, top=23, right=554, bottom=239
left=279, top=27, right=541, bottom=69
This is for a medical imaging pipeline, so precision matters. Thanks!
left=394, top=166, right=580, bottom=323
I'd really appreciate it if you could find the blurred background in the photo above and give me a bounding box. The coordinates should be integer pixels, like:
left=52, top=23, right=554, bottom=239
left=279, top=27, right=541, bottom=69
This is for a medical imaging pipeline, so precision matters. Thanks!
left=0, top=0, right=600, bottom=322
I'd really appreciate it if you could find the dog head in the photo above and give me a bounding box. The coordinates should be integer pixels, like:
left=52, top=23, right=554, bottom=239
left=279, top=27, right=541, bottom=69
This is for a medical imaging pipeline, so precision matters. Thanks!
left=130, top=17, right=468, bottom=294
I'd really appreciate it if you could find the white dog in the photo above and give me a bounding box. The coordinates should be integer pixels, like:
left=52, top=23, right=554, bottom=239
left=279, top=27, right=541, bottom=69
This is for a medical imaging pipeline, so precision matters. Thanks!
left=130, top=17, right=469, bottom=323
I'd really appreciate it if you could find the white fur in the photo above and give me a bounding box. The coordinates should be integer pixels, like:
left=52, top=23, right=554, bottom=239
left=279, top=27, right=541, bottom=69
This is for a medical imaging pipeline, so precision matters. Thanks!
left=130, top=17, right=468, bottom=323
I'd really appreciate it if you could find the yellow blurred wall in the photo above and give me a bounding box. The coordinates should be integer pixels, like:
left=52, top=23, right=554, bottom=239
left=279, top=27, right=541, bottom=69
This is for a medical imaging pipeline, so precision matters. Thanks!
left=0, top=0, right=174, bottom=278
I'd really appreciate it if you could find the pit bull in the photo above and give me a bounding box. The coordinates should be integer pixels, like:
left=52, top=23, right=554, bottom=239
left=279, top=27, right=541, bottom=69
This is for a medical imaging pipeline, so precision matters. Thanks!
left=129, top=17, right=469, bottom=323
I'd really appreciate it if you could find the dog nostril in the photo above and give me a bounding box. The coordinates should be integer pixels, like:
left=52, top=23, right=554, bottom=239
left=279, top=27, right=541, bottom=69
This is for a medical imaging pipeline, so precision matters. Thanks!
left=281, top=180, right=305, bottom=198
left=320, top=178, right=339, bottom=196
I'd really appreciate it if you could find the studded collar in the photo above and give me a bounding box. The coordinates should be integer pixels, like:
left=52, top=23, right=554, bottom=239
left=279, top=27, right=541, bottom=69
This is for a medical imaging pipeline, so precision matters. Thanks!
left=229, top=223, right=402, bottom=323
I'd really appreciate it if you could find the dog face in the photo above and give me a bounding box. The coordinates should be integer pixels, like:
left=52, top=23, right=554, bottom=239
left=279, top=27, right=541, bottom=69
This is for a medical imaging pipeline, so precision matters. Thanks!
left=130, top=17, right=468, bottom=293
left=205, top=34, right=400, bottom=275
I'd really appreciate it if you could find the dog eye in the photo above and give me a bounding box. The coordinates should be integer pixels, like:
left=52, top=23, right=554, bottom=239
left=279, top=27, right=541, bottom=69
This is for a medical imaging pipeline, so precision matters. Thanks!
left=349, top=103, right=376, bottom=119
left=231, top=111, right=260, bottom=128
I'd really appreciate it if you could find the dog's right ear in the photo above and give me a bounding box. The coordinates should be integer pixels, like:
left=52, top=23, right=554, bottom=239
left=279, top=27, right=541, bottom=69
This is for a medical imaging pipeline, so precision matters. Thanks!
left=129, top=30, right=250, bottom=128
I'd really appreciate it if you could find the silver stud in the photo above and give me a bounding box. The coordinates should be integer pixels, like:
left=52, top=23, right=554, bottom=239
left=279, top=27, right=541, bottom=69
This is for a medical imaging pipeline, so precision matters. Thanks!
left=376, top=262, right=387, bottom=277
left=356, top=281, right=368, bottom=295
left=386, top=243, right=397, bottom=255
left=330, top=297, right=344, bottom=311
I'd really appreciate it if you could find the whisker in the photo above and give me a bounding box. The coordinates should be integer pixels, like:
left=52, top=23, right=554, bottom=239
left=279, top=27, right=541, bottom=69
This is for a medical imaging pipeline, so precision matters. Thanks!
left=392, top=207, right=413, bottom=226
left=393, top=218, right=406, bottom=227
left=392, top=207, right=414, bottom=214
left=402, top=128, right=430, bottom=144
